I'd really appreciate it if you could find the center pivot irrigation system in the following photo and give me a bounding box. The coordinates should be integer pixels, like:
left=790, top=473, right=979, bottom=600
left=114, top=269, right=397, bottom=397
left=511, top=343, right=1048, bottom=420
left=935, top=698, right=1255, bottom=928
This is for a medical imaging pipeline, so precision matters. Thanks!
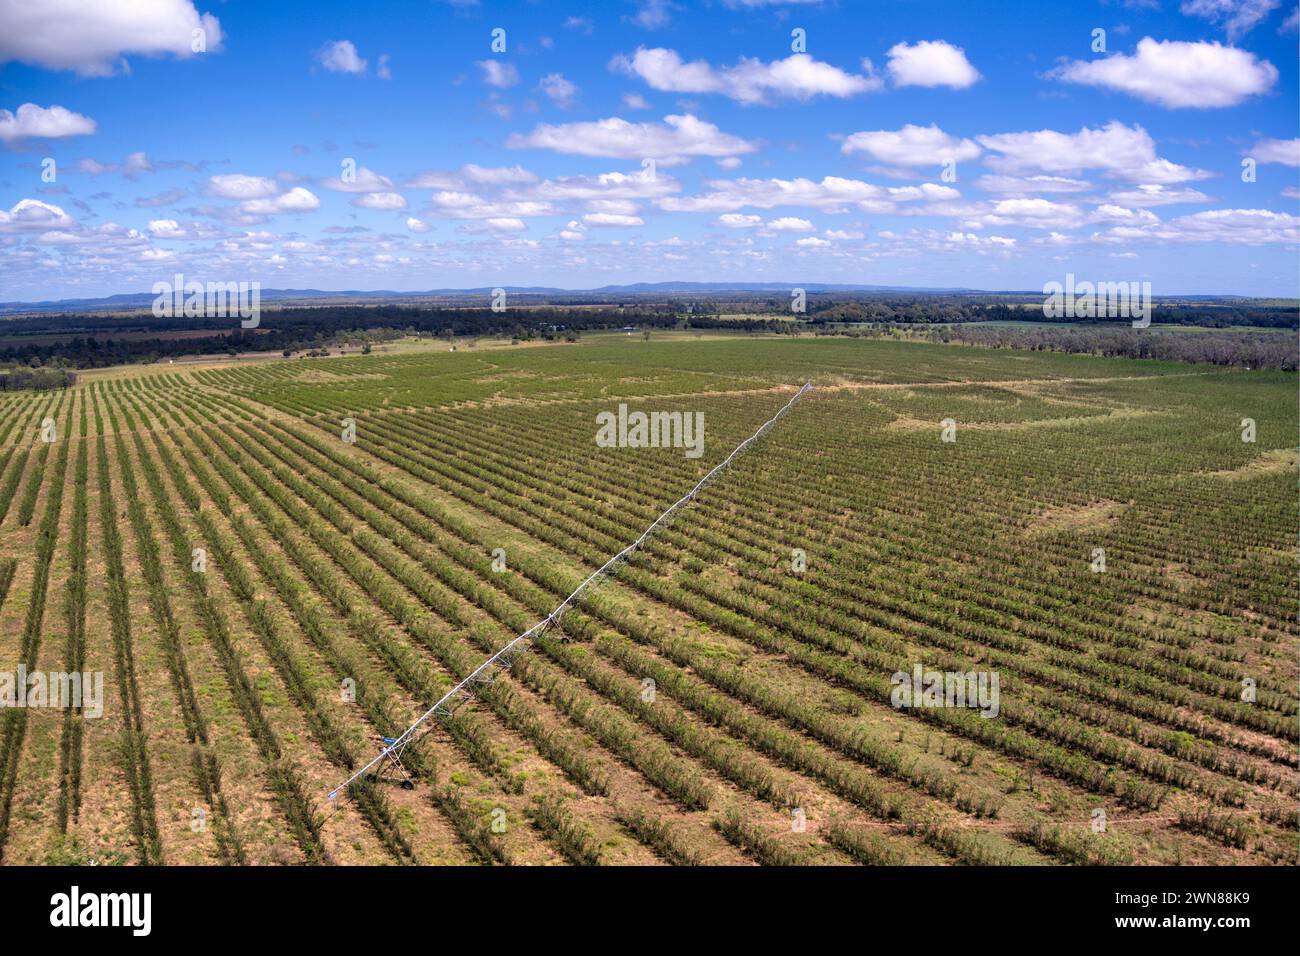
left=328, top=382, right=814, bottom=803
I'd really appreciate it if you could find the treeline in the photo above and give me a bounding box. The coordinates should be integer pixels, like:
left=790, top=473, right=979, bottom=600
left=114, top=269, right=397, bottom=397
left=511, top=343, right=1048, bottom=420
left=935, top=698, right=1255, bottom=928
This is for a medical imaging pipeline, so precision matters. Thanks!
left=913, top=325, right=1297, bottom=371
left=2, top=297, right=1292, bottom=371
left=0, top=306, right=799, bottom=369
left=806, top=299, right=1298, bottom=329
left=0, top=366, right=77, bottom=390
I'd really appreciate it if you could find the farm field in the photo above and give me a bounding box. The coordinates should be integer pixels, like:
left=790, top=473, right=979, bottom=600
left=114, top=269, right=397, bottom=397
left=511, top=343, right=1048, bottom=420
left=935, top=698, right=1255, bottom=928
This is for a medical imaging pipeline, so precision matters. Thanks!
left=0, top=334, right=1294, bottom=866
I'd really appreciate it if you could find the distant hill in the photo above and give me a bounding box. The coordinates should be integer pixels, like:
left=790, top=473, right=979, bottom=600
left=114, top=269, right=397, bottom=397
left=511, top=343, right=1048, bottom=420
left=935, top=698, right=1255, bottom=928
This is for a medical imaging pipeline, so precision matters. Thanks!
left=0, top=282, right=982, bottom=316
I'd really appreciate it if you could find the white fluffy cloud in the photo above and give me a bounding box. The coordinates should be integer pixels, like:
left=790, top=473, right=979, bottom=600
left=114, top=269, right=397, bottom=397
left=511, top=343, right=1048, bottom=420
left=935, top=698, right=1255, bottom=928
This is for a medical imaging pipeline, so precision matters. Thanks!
left=0, top=103, right=96, bottom=143
left=405, top=165, right=538, bottom=189
left=147, top=218, right=184, bottom=237
left=322, top=166, right=395, bottom=192
left=462, top=164, right=537, bottom=185
left=459, top=217, right=526, bottom=234
left=661, top=175, right=956, bottom=217
left=716, top=213, right=762, bottom=228
left=977, top=197, right=1085, bottom=229
left=539, top=73, right=578, bottom=107
left=1104, top=183, right=1211, bottom=206
left=207, top=174, right=280, bottom=200
left=582, top=212, right=644, bottom=226
left=766, top=217, right=815, bottom=232
left=425, top=191, right=553, bottom=220
left=524, top=169, right=678, bottom=204
left=507, top=114, right=756, bottom=162
left=973, top=174, right=1093, bottom=195
left=841, top=123, right=981, bottom=168
left=0, top=198, right=74, bottom=232
left=1249, top=137, right=1300, bottom=166
left=0, top=0, right=223, bottom=75
left=977, top=121, right=1210, bottom=184
left=884, top=40, right=980, bottom=89
left=352, top=192, right=407, bottom=210
left=406, top=217, right=430, bottom=233
left=478, top=60, right=519, bottom=88
left=240, top=187, right=321, bottom=216
left=77, top=153, right=154, bottom=178
left=1156, top=208, right=1299, bottom=244
left=317, top=40, right=366, bottom=74
left=1051, top=38, right=1277, bottom=109
left=611, top=47, right=881, bottom=104
left=661, top=175, right=885, bottom=213
left=1181, top=0, right=1281, bottom=41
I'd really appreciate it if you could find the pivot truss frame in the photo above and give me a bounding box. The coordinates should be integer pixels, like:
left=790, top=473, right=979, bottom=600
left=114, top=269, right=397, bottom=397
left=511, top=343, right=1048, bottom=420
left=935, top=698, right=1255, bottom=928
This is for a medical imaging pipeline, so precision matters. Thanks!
left=329, top=382, right=813, bottom=803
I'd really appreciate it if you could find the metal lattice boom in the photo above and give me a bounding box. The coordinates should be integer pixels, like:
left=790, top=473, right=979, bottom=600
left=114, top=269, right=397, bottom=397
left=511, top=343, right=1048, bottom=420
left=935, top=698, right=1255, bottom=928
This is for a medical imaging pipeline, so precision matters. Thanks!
left=329, top=382, right=813, bottom=802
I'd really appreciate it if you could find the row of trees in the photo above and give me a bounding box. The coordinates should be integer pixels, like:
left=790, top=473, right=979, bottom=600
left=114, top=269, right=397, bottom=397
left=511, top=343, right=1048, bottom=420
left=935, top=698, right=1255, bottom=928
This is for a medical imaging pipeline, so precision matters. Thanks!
left=918, top=325, right=1297, bottom=370
left=0, top=366, right=77, bottom=390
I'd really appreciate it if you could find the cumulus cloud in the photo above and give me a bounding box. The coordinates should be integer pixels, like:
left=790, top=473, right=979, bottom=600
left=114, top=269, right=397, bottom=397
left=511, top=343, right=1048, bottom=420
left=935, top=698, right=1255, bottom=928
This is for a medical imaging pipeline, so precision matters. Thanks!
left=1156, top=207, right=1299, bottom=244
left=143, top=218, right=222, bottom=240
left=1249, top=137, right=1300, bottom=166
left=716, top=213, right=762, bottom=228
left=1090, top=204, right=1160, bottom=226
left=478, top=60, right=519, bottom=88
left=943, top=231, right=1016, bottom=248
left=977, top=121, right=1210, bottom=184
left=976, top=197, right=1086, bottom=229
left=660, top=175, right=885, bottom=213
left=321, top=166, right=396, bottom=192
left=147, top=218, right=184, bottom=237
left=659, top=175, right=952, bottom=216
left=0, top=103, right=96, bottom=143
left=425, top=191, right=553, bottom=220
left=459, top=217, right=527, bottom=234
left=1104, top=183, right=1212, bottom=206
left=136, top=187, right=189, bottom=208
left=239, top=187, right=321, bottom=216
left=539, top=73, right=578, bottom=107
left=405, top=217, right=430, bottom=232
left=611, top=47, right=881, bottom=104
left=0, top=198, right=74, bottom=232
left=1050, top=38, right=1277, bottom=108
left=1180, top=0, right=1280, bottom=41
left=973, top=174, right=1093, bottom=195
left=523, top=169, right=678, bottom=203
left=507, top=113, right=756, bottom=162
left=352, top=191, right=407, bottom=210
left=317, top=40, right=366, bottom=74
left=405, top=165, right=538, bottom=189
left=0, top=0, right=223, bottom=75
left=885, top=40, right=980, bottom=89
left=463, top=164, right=537, bottom=185
left=766, top=216, right=815, bottom=232
left=632, top=0, right=673, bottom=29
left=841, top=123, right=980, bottom=168
left=207, top=174, right=280, bottom=200
left=583, top=212, right=644, bottom=226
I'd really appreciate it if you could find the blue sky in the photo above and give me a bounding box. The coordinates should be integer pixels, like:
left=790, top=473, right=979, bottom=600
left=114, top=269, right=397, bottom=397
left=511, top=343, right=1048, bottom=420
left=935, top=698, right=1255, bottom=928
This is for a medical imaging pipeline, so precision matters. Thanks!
left=0, top=0, right=1297, bottom=300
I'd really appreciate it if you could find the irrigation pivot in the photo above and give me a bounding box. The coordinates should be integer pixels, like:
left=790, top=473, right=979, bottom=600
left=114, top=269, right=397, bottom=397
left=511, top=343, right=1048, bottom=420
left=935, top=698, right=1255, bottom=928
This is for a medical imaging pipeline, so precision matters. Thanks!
left=328, top=382, right=814, bottom=803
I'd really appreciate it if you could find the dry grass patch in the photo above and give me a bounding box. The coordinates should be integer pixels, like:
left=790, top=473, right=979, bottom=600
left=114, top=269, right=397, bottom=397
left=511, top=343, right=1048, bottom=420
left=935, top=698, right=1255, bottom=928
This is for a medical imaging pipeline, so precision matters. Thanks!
left=1026, top=499, right=1126, bottom=535
left=1202, top=449, right=1293, bottom=481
